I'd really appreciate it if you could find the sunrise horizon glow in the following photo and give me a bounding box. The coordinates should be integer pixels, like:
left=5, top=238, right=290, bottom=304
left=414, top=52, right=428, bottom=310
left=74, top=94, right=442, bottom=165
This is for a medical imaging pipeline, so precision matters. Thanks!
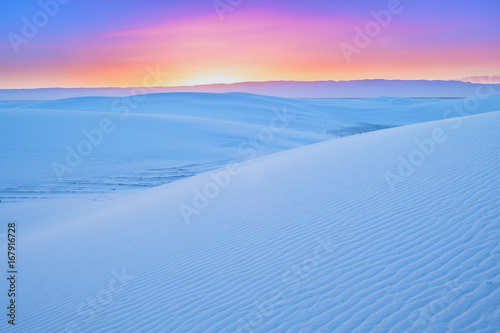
left=1, top=0, right=499, bottom=89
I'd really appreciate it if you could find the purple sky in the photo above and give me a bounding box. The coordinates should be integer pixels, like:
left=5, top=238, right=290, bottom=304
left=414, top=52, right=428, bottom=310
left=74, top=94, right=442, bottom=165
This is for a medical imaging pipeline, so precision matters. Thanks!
left=1, top=0, right=499, bottom=88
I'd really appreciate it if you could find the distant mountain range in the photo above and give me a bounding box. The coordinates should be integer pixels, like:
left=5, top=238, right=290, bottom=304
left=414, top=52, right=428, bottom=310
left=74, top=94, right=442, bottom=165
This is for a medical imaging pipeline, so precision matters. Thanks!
left=1, top=79, right=500, bottom=100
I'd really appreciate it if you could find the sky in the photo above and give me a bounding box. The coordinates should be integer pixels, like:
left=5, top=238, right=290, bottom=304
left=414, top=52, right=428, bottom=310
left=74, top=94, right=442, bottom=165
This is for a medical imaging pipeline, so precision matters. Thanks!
left=0, top=0, right=499, bottom=88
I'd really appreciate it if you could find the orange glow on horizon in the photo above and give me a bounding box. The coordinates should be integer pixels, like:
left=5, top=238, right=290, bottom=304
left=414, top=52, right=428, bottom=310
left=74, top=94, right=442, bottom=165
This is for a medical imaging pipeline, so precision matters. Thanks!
left=1, top=7, right=499, bottom=89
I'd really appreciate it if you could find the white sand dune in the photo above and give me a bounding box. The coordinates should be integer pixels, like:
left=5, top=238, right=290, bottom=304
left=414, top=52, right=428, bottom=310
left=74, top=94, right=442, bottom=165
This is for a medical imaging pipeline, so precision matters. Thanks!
left=11, top=110, right=500, bottom=332
left=2, top=93, right=500, bottom=203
